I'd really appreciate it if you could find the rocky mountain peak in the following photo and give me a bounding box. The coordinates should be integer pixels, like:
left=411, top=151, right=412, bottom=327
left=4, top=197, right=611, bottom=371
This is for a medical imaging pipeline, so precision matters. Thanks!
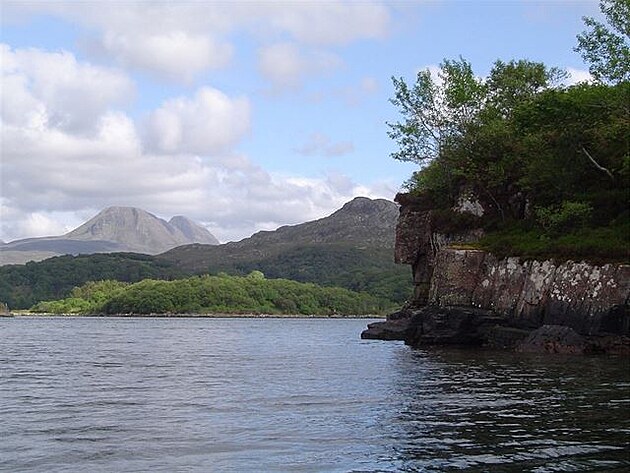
left=1, top=207, right=219, bottom=265
left=334, top=197, right=399, bottom=219
left=64, top=207, right=218, bottom=253
left=169, top=216, right=220, bottom=245
left=339, top=196, right=394, bottom=213
left=213, top=196, right=399, bottom=251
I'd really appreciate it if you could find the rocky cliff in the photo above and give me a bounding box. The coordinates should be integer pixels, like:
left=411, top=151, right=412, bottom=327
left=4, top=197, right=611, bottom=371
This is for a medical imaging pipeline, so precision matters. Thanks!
left=362, top=193, right=629, bottom=355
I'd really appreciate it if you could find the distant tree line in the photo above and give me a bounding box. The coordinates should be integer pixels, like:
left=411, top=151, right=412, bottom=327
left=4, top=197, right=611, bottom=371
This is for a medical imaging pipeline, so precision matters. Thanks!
left=0, top=253, right=179, bottom=309
left=0, top=244, right=412, bottom=310
left=30, top=272, right=391, bottom=316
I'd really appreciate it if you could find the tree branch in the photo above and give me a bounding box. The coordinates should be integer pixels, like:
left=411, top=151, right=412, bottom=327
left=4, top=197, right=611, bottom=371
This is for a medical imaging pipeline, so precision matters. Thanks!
left=478, top=184, right=505, bottom=222
left=580, top=145, right=614, bottom=181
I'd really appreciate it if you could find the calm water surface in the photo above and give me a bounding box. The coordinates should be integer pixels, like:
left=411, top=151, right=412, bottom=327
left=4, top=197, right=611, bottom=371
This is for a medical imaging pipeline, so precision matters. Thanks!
left=1, top=317, right=628, bottom=472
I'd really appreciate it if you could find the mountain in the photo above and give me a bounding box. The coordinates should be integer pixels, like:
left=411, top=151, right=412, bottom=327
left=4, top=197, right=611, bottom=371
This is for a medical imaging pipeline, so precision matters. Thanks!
left=156, top=197, right=411, bottom=303
left=0, top=197, right=413, bottom=309
left=169, top=216, right=218, bottom=243
left=0, top=207, right=219, bottom=266
left=65, top=207, right=219, bottom=252
left=158, top=197, right=399, bottom=272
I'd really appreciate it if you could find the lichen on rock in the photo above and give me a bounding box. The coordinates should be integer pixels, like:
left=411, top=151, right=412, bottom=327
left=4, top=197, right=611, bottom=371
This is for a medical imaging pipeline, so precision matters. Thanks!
left=363, top=192, right=629, bottom=355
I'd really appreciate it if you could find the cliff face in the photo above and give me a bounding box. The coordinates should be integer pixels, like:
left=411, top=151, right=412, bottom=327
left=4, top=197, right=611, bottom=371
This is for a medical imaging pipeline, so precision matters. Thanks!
left=431, top=249, right=629, bottom=335
left=363, top=193, right=630, bottom=355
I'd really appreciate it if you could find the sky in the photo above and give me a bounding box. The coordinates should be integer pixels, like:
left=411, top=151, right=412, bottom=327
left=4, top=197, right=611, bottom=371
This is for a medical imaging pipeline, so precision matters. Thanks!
left=0, top=0, right=601, bottom=243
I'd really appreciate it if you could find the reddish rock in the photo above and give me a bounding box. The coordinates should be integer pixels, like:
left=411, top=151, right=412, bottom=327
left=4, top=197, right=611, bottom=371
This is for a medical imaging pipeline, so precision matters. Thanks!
left=367, top=192, right=630, bottom=355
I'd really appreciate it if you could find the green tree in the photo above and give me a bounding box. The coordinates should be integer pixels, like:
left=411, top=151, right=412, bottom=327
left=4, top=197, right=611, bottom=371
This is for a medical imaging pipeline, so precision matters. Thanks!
left=575, top=0, right=630, bottom=83
left=485, top=59, right=567, bottom=118
left=390, top=57, right=563, bottom=215
left=246, top=270, right=265, bottom=280
left=513, top=82, right=629, bottom=207
left=387, top=57, right=485, bottom=167
left=387, top=57, right=562, bottom=169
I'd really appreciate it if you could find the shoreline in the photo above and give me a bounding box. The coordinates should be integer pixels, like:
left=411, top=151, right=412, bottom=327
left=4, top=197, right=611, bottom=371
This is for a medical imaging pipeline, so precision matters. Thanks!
left=6, top=312, right=385, bottom=319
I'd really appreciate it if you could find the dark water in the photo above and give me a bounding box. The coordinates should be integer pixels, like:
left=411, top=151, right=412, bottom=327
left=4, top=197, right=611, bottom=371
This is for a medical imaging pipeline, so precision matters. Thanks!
left=1, top=317, right=628, bottom=472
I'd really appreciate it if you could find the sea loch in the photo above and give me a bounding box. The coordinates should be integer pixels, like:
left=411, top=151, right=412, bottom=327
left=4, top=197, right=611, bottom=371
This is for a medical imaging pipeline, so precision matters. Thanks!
left=1, top=317, right=628, bottom=472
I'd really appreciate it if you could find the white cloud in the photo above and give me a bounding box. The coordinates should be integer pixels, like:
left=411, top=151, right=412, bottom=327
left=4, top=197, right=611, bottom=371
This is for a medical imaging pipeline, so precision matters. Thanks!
left=16, top=212, right=74, bottom=239
left=0, top=44, right=385, bottom=244
left=295, top=133, right=354, bottom=157
left=144, top=87, right=250, bottom=155
left=564, top=67, right=593, bottom=85
left=1, top=106, right=390, bottom=243
left=0, top=5, right=396, bottom=244
left=258, top=42, right=305, bottom=90
left=102, top=31, right=232, bottom=82
left=3, top=2, right=391, bottom=82
left=1, top=44, right=134, bottom=134
left=266, top=2, right=390, bottom=45
left=257, top=42, right=341, bottom=91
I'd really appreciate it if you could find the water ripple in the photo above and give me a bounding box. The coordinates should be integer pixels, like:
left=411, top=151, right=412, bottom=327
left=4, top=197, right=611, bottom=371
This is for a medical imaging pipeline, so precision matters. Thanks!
left=1, top=317, right=628, bottom=472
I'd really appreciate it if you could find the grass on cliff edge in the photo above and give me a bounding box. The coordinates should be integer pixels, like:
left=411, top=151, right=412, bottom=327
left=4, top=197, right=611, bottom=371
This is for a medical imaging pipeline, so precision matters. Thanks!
left=476, top=220, right=629, bottom=264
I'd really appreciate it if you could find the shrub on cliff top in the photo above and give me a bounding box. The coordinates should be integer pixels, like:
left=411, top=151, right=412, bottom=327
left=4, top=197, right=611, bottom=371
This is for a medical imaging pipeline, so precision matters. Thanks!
left=388, top=58, right=628, bottom=260
left=535, top=201, right=593, bottom=236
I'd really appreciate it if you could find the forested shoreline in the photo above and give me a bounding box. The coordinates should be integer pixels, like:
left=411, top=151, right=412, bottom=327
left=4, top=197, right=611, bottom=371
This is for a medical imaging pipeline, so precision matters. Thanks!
left=29, top=272, right=391, bottom=316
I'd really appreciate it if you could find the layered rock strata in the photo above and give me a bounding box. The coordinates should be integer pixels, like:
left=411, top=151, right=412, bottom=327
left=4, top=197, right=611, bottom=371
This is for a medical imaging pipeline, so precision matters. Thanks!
left=362, top=194, right=629, bottom=355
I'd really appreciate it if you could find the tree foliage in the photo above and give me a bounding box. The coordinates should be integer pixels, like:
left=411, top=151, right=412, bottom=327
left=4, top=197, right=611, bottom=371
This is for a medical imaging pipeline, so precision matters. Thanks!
left=389, top=54, right=629, bottom=261
left=388, top=57, right=565, bottom=171
left=1, top=244, right=412, bottom=309
left=575, top=0, right=630, bottom=84
left=31, top=280, right=128, bottom=314
left=387, top=57, right=485, bottom=166
left=0, top=253, right=178, bottom=309
left=31, top=274, right=390, bottom=316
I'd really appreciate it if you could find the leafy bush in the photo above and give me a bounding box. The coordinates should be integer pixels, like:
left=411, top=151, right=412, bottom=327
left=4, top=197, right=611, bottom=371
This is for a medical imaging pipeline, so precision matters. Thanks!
left=535, top=201, right=593, bottom=236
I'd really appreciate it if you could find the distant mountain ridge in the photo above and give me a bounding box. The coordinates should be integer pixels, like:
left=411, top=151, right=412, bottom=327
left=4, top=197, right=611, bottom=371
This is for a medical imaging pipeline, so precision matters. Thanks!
left=65, top=207, right=219, bottom=251
left=158, top=196, right=400, bottom=272
left=244, top=196, right=398, bottom=247
left=0, top=207, right=219, bottom=265
left=0, top=197, right=413, bottom=309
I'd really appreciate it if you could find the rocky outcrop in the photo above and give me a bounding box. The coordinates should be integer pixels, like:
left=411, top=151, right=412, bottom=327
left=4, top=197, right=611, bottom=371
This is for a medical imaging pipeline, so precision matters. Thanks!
left=394, top=193, right=484, bottom=306
left=430, top=249, right=630, bottom=335
left=362, top=193, right=629, bottom=355
left=516, top=325, right=630, bottom=355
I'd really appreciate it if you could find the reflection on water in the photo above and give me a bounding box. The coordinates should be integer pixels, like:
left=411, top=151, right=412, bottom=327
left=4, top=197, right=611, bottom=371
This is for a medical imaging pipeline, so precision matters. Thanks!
left=1, top=317, right=628, bottom=472
left=386, top=348, right=630, bottom=472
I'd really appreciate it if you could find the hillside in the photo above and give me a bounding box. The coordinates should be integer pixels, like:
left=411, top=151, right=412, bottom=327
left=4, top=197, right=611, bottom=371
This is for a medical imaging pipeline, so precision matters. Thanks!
left=0, top=207, right=219, bottom=265
left=0, top=197, right=413, bottom=309
left=158, top=197, right=399, bottom=271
